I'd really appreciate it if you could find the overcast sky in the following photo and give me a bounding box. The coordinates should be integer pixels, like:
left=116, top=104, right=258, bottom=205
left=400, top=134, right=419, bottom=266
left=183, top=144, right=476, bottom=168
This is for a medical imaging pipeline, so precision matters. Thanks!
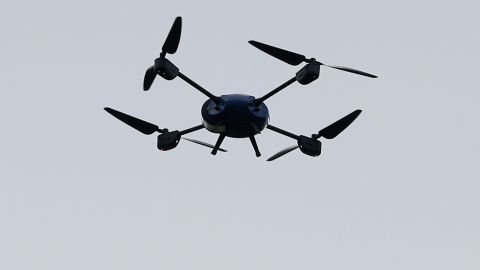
left=1, top=0, right=479, bottom=269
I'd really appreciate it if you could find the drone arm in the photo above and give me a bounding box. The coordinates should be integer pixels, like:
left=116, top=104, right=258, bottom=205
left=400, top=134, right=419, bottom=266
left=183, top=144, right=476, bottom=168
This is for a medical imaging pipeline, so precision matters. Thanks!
left=254, top=77, right=297, bottom=105
left=179, top=124, right=204, bottom=135
left=178, top=72, right=221, bottom=103
left=266, top=124, right=300, bottom=140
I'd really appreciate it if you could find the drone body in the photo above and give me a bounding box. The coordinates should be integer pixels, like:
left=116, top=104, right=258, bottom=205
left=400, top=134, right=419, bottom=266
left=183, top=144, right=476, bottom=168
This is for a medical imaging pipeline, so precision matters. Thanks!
left=105, top=17, right=377, bottom=161
left=201, top=94, right=269, bottom=138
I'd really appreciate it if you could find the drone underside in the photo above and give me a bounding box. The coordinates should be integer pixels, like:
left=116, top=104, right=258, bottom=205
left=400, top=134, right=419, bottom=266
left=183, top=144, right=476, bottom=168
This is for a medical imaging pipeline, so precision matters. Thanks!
left=105, top=17, right=377, bottom=161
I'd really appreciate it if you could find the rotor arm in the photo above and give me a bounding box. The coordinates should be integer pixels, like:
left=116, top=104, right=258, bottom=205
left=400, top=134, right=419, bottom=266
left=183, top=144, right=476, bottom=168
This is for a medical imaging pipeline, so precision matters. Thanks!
left=266, top=124, right=300, bottom=140
left=179, top=124, right=204, bottom=135
left=254, top=77, right=297, bottom=105
left=178, top=72, right=221, bottom=103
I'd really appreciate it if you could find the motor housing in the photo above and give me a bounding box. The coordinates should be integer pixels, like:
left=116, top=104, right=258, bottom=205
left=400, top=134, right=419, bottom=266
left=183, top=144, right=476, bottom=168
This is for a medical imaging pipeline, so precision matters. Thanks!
left=154, top=58, right=179, bottom=80
left=296, top=62, right=320, bottom=85
left=157, top=131, right=181, bottom=151
left=297, top=135, right=322, bottom=156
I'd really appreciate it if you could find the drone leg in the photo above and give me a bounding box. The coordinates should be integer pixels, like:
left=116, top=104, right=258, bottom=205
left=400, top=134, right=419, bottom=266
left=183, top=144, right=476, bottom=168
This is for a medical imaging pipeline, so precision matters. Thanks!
left=266, top=125, right=300, bottom=140
left=249, top=136, right=261, bottom=157
left=178, top=72, right=221, bottom=103
left=211, top=134, right=226, bottom=155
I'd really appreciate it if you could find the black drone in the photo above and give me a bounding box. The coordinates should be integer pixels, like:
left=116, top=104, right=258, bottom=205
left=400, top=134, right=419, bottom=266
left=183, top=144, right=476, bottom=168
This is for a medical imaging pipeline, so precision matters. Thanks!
left=105, top=17, right=377, bottom=161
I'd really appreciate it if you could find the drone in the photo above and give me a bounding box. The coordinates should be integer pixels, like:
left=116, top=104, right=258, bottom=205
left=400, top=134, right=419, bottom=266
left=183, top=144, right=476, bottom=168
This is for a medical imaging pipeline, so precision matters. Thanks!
left=105, top=17, right=377, bottom=161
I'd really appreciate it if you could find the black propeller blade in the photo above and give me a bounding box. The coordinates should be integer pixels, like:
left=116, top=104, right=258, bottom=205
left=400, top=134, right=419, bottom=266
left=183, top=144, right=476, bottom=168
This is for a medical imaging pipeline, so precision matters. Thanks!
left=266, top=145, right=299, bottom=161
left=143, top=66, right=156, bottom=91
left=162, top=16, right=182, bottom=54
left=183, top=137, right=227, bottom=152
left=249, top=40, right=377, bottom=78
left=104, top=107, right=162, bottom=135
left=248, top=40, right=306, bottom=65
left=315, top=110, right=362, bottom=139
left=267, top=110, right=362, bottom=161
left=324, top=65, right=377, bottom=78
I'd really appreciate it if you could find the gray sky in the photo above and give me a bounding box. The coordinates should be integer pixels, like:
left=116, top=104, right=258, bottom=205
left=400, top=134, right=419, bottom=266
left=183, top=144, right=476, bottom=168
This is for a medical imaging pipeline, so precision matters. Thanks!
left=1, top=0, right=479, bottom=269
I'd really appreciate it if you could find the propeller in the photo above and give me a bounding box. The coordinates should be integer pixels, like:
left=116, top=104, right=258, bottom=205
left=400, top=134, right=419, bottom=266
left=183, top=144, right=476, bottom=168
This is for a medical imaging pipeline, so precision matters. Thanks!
left=162, top=16, right=182, bottom=54
left=249, top=40, right=377, bottom=78
left=267, top=110, right=362, bottom=161
left=314, top=110, right=362, bottom=139
left=182, top=137, right=227, bottom=152
left=144, top=16, right=183, bottom=91
left=104, top=107, right=226, bottom=152
left=266, top=145, right=299, bottom=161
left=144, top=66, right=156, bottom=91
left=104, top=107, right=162, bottom=134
